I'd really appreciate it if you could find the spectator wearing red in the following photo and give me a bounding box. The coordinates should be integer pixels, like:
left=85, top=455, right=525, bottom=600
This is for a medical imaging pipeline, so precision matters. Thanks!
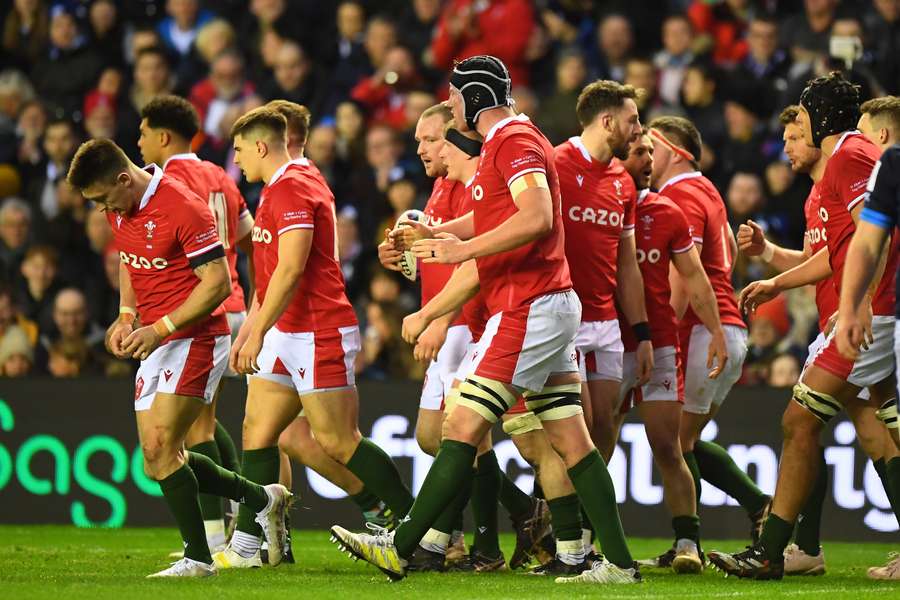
left=351, top=46, right=422, bottom=130
left=430, top=0, right=534, bottom=86
left=687, top=0, right=749, bottom=67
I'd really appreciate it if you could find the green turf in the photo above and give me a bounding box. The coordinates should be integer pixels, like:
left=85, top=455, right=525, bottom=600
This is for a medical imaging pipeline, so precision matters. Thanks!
left=0, top=526, right=896, bottom=599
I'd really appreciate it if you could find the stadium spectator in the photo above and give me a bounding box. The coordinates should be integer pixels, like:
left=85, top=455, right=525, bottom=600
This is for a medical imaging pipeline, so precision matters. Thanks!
left=536, top=50, right=588, bottom=145
left=42, top=178, right=91, bottom=285
left=306, top=124, right=339, bottom=187
left=189, top=49, right=259, bottom=165
left=336, top=205, right=369, bottom=305
left=762, top=159, right=808, bottom=249
left=715, top=87, right=771, bottom=186
left=0, top=69, right=36, bottom=163
left=624, top=56, right=670, bottom=122
left=360, top=270, right=421, bottom=381
left=594, top=13, right=633, bottom=82
left=35, top=287, right=105, bottom=375
left=0, top=198, right=33, bottom=284
left=687, top=0, right=749, bottom=67
left=733, top=15, right=791, bottom=116
left=24, top=118, right=78, bottom=227
left=348, top=123, right=410, bottom=246
left=377, top=178, right=418, bottom=239
left=681, top=60, right=726, bottom=173
left=742, top=293, right=792, bottom=385
left=86, top=0, right=124, bottom=65
left=779, top=0, right=837, bottom=64
left=260, top=40, right=327, bottom=121
left=116, top=46, right=174, bottom=162
left=126, top=25, right=164, bottom=65
left=47, top=337, right=91, bottom=378
left=30, top=6, right=103, bottom=118
left=82, top=67, right=123, bottom=134
left=865, top=0, right=900, bottom=94
left=156, top=0, right=214, bottom=92
left=328, top=1, right=369, bottom=108
left=194, top=18, right=236, bottom=67
left=430, top=0, right=534, bottom=85
left=352, top=45, right=422, bottom=130
left=1, top=0, right=50, bottom=71
left=726, top=172, right=766, bottom=230
left=655, top=14, right=696, bottom=106
left=14, top=98, right=46, bottom=168
left=0, top=284, right=36, bottom=353
left=0, top=324, right=33, bottom=377
left=768, top=352, right=802, bottom=388
left=15, top=244, right=63, bottom=334
left=398, top=0, right=442, bottom=72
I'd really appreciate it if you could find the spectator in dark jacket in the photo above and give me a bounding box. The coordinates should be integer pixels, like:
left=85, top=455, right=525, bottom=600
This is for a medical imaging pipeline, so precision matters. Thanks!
left=259, top=40, right=327, bottom=120
left=536, top=50, right=588, bottom=145
left=1, top=0, right=49, bottom=71
left=31, top=6, right=103, bottom=118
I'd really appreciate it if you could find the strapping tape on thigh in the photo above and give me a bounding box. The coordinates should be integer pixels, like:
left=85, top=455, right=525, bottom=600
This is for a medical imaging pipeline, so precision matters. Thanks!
left=524, top=383, right=583, bottom=421
left=502, top=412, right=544, bottom=435
left=443, top=386, right=460, bottom=415
left=792, top=382, right=841, bottom=423
left=877, top=397, right=898, bottom=429
left=456, top=375, right=517, bottom=424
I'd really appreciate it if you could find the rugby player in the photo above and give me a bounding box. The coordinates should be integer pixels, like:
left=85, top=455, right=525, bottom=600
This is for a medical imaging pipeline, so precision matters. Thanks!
left=331, top=55, right=639, bottom=585
left=710, top=72, right=898, bottom=580
left=619, top=131, right=728, bottom=573
left=737, top=104, right=896, bottom=576
left=137, top=94, right=253, bottom=553
left=68, top=138, right=290, bottom=577
left=215, top=107, right=414, bottom=568
left=646, top=116, right=766, bottom=548
left=831, top=95, right=900, bottom=580
left=380, top=107, right=553, bottom=571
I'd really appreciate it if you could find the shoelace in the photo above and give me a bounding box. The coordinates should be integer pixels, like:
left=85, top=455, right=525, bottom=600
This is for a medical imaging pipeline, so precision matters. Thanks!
left=364, top=522, right=393, bottom=543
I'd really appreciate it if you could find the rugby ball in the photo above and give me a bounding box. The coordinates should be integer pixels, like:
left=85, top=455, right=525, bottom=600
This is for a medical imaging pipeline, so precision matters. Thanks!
left=395, top=209, right=426, bottom=282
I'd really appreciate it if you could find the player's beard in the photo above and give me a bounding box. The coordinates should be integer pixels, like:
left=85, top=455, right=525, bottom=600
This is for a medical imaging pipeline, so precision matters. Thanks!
left=610, top=127, right=630, bottom=160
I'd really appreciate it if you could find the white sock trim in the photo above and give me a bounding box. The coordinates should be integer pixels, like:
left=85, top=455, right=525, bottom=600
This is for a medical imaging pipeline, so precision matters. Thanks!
left=231, top=530, right=262, bottom=558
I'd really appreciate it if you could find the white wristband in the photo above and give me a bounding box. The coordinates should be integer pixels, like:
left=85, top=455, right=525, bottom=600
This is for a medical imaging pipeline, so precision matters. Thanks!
left=119, top=306, right=137, bottom=316
left=162, top=314, right=177, bottom=334
left=761, top=241, right=775, bottom=263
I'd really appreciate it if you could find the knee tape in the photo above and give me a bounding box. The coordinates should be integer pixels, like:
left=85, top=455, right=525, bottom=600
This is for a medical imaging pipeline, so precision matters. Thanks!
left=524, top=383, right=583, bottom=422
left=502, top=412, right=544, bottom=436
left=877, top=397, right=898, bottom=430
left=792, top=382, right=841, bottom=423
left=456, top=375, right=517, bottom=424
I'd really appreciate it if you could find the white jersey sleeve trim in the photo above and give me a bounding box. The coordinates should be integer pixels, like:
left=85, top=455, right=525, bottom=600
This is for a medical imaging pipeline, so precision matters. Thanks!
left=620, top=228, right=635, bottom=238
left=691, top=235, right=704, bottom=243
left=506, top=167, right=547, bottom=188
left=185, top=240, right=224, bottom=258
left=672, top=242, right=695, bottom=254
left=847, top=192, right=867, bottom=211
left=278, top=223, right=314, bottom=235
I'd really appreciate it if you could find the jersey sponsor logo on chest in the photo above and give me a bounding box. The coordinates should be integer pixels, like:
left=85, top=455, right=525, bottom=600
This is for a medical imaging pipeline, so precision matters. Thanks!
left=819, top=207, right=829, bottom=223
left=806, top=226, right=827, bottom=245
left=472, top=184, right=484, bottom=201
left=252, top=226, right=274, bottom=244
left=567, top=205, right=624, bottom=226
left=120, top=251, right=168, bottom=270
left=636, top=248, right=662, bottom=264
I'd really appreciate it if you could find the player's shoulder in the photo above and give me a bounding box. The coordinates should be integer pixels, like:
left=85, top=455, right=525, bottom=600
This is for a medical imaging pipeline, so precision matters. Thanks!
left=487, top=115, right=547, bottom=152
left=157, top=172, right=202, bottom=205
left=836, top=133, right=880, bottom=164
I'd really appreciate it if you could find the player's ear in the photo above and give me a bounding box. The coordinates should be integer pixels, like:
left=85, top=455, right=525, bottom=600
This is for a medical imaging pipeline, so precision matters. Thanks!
left=256, top=139, right=268, bottom=158
left=880, top=127, right=889, bottom=146
left=116, top=171, right=130, bottom=187
left=160, top=130, right=170, bottom=148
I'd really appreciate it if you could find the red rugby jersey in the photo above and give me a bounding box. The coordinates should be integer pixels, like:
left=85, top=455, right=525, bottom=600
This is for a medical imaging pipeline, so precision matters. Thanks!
left=163, top=153, right=252, bottom=313
left=658, top=171, right=745, bottom=330
left=470, top=114, right=571, bottom=316
left=619, top=190, right=695, bottom=351
left=421, top=176, right=467, bottom=327
left=818, top=132, right=898, bottom=316
left=556, top=137, right=636, bottom=322
left=108, top=165, right=229, bottom=340
left=252, top=159, right=357, bottom=332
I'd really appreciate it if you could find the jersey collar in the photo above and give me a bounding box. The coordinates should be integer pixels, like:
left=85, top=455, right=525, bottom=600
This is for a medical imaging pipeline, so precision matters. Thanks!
left=568, top=136, right=592, bottom=164
left=484, top=113, right=530, bottom=144
left=833, top=130, right=861, bottom=154
left=138, top=164, right=164, bottom=211
left=637, top=188, right=651, bottom=204
left=269, top=157, right=309, bottom=186
left=162, top=152, right=200, bottom=170
left=658, top=170, right=702, bottom=193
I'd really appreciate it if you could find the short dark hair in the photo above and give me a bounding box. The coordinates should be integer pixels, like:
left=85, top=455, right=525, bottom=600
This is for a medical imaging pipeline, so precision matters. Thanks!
left=141, top=95, right=200, bottom=141
left=648, top=115, right=702, bottom=166
left=67, top=138, right=130, bottom=190
left=230, top=106, right=287, bottom=144
left=575, top=80, right=643, bottom=127
left=861, top=96, right=900, bottom=134
left=46, top=117, right=76, bottom=134
left=135, top=46, right=170, bottom=68
left=265, top=100, right=312, bottom=146
left=779, top=105, right=800, bottom=126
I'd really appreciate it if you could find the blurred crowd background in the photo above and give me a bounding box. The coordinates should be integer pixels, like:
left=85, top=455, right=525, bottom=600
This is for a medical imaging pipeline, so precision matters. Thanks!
left=0, top=0, right=895, bottom=386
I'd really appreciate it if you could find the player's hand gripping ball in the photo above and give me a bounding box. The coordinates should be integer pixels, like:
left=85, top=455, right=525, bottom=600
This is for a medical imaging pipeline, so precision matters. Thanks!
left=394, top=209, right=426, bottom=282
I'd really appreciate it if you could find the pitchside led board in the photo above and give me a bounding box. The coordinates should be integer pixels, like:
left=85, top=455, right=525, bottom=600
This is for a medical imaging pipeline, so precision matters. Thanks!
left=0, top=379, right=896, bottom=540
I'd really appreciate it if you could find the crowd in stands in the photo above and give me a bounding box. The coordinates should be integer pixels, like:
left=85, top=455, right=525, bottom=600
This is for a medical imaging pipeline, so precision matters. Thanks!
left=1, top=0, right=897, bottom=386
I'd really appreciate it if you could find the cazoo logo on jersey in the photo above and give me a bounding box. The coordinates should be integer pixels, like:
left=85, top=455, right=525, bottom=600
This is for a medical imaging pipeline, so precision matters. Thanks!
left=636, top=248, right=662, bottom=264
left=252, top=226, right=273, bottom=244
left=568, top=206, right=624, bottom=227
left=120, top=252, right=167, bottom=270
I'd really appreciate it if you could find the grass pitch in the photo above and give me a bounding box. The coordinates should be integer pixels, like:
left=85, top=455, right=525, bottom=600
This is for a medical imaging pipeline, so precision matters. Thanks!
left=0, top=526, right=896, bottom=599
